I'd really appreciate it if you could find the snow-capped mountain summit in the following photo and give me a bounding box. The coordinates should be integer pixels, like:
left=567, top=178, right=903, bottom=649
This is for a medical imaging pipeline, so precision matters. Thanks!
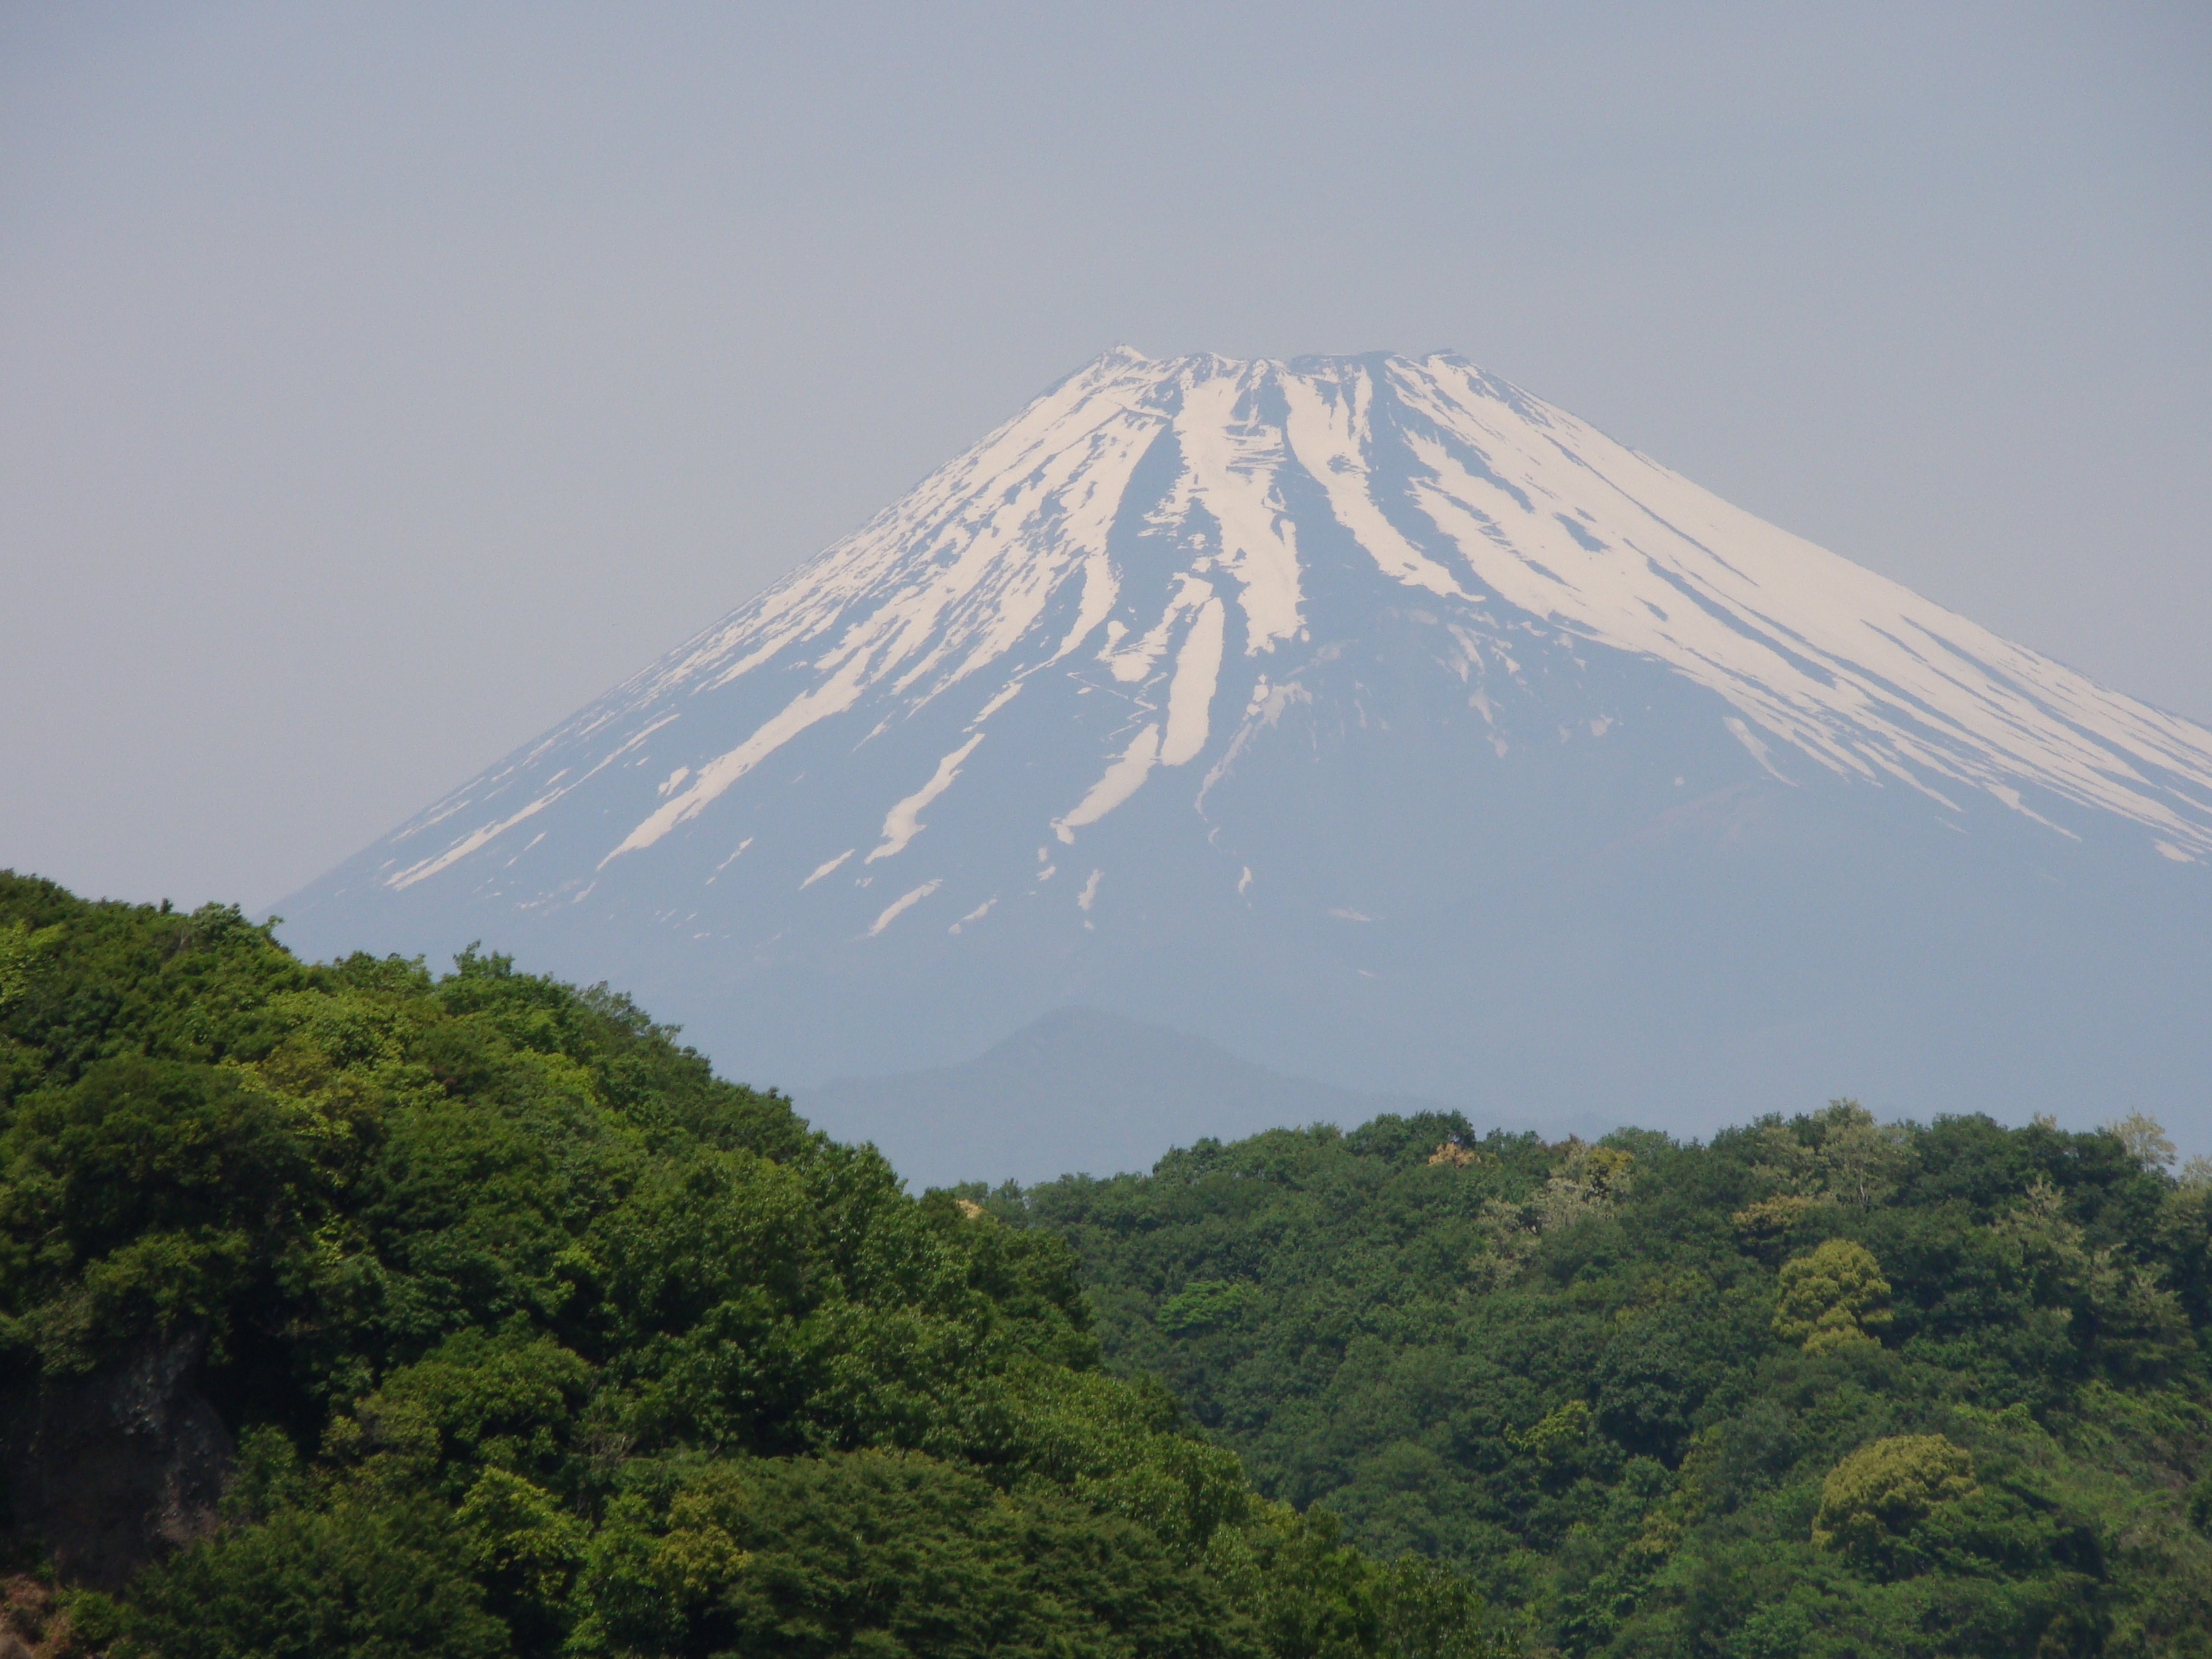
left=283, top=349, right=2212, bottom=1171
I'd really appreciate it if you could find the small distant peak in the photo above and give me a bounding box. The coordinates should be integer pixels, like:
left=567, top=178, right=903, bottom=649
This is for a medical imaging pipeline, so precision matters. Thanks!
left=1093, top=344, right=1153, bottom=368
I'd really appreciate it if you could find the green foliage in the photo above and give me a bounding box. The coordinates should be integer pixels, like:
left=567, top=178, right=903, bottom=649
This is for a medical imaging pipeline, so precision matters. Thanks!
left=1011, top=1106, right=2212, bottom=1655
left=20, top=863, right=2206, bottom=1654
left=0, top=872, right=1495, bottom=1659
left=1162, top=1278, right=1262, bottom=1335
left=2109, top=1112, right=2179, bottom=1174
left=1208, top=1503, right=1505, bottom=1659
left=0, top=917, right=63, bottom=1010
left=1756, top=1098, right=1908, bottom=1210
left=1774, top=1238, right=1893, bottom=1354
left=122, top=1500, right=511, bottom=1659
left=591, top=1447, right=1246, bottom=1658
left=1811, top=1434, right=1976, bottom=1570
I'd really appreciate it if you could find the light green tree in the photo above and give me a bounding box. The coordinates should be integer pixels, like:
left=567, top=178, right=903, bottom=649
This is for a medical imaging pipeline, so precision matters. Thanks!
left=1473, top=1139, right=1635, bottom=1286
left=1749, top=1100, right=1907, bottom=1210
left=1813, top=1434, right=1976, bottom=1571
left=0, top=918, right=62, bottom=1009
left=2105, top=1110, right=2177, bottom=1171
left=1996, top=1176, right=2194, bottom=1379
left=1773, top=1237, right=1892, bottom=1353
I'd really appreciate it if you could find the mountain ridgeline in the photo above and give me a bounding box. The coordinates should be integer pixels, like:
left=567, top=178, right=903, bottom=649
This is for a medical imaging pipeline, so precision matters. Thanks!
left=277, top=348, right=2212, bottom=1180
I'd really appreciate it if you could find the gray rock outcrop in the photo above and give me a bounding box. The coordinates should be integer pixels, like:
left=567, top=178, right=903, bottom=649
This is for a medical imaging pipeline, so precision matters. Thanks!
left=1, top=1326, right=232, bottom=1590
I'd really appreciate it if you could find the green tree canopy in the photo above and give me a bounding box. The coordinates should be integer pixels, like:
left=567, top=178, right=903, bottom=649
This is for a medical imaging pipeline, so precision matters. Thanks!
left=0, top=872, right=1502, bottom=1659
left=1773, top=1237, right=1893, bottom=1354
left=1006, top=1102, right=2212, bottom=1655
left=1812, top=1434, right=1978, bottom=1573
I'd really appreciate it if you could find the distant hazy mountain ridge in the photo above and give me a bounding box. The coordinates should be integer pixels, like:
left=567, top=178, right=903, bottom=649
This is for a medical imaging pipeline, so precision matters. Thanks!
left=282, top=349, right=2212, bottom=1173
left=801, top=1006, right=1615, bottom=1191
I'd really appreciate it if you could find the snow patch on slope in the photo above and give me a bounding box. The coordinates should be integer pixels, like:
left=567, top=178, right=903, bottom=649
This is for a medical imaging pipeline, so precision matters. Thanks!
left=1055, top=725, right=1162, bottom=843
left=870, top=733, right=985, bottom=863
left=353, top=346, right=2212, bottom=898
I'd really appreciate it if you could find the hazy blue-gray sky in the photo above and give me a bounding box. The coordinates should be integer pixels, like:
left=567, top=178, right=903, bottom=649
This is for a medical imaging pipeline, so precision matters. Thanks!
left=4, top=1, right=2207, bottom=913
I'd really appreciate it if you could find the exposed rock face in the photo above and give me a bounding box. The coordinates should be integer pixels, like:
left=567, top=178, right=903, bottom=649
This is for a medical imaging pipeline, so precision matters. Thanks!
left=0, top=1573, right=79, bottom=1658
left=1, top=1327, right=232, bottom=1590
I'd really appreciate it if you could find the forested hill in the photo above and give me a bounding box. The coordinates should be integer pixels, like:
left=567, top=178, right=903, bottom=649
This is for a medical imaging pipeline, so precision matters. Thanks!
left=0, top=872, right=1498, bottom=1659
left=8, top=867, right=2211, bottom=1659
left=994, top=1107, right=2212, bottom=1656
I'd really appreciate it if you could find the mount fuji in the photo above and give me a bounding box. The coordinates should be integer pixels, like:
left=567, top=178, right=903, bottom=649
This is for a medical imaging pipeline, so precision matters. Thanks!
left=280, top=349, right=2212, bottom=1182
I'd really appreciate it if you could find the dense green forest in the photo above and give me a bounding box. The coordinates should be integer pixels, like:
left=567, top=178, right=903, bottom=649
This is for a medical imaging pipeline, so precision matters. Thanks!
left=6, top=870, right=2211, bottom=1656
left=0, top=873, right=1498, bottom=1659
left=992, top=1106, right=2212, bottom=1656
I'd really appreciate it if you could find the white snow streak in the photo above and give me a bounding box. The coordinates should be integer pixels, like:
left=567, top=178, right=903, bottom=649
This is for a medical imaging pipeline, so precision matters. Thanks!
left=1162, top=596, right=1226, bottom=765
left=1281, top=372, right=1470, bottom=600
left=387, top=790, right=563, bottom=891
left=1054, top=724, right=1161, bottom=844
left=869, top=733, right=985, bottom=862
left=868, top=879, right=941, bottom=936
left=607, top=655, right=874, bottom=862
left=1724, top=717, right=1794, bottom=784
left=950, top=895, right=997, bottom=933
left=1169, top=368, right=1305, bottom=651
left=801, top=850, right=854, bottom=888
